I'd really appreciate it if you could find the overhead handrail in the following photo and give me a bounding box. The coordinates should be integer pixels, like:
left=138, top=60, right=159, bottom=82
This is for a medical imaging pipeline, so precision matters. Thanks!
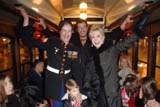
left=108, top=0, right=160, bottom=30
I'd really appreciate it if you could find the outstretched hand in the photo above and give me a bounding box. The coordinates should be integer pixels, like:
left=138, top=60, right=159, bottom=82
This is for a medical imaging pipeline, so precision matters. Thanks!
left=38, top=18, right=47, bottom=29
left=120, top=15, right=134, bottom=30
left=15, top=7, right=29, bottom=19
left=133, top=10, right=150, bottom=38
left=16, top=7, right=29, bottom=26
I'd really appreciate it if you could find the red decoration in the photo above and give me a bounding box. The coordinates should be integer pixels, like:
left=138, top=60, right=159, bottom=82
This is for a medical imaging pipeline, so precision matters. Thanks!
left=125, top=22, right=133, bottom=30
left=124, top=21, right=134, bottom=37
left=33, top=22, right=43, bottom=31
left=32, top=22, right=47, bottom=42
left=33, top=31, right=42, bottom=39
left=124, top=30, right=132, bottom=37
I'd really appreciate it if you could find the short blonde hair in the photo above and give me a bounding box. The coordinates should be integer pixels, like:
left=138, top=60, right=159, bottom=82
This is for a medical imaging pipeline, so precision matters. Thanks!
left=65, top=79, right=79, bottom=91
left=89, top=25, right=105, bottom=40
left=119, top=54, right=132, bottom=68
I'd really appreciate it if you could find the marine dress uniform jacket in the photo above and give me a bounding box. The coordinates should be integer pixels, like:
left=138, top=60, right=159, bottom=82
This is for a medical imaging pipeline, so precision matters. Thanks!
left=19, top=25, right=81, bottom=101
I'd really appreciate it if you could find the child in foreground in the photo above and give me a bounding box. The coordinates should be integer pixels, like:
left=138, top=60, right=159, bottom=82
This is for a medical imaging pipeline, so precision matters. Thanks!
left=62, top=79, right=88, bottom=107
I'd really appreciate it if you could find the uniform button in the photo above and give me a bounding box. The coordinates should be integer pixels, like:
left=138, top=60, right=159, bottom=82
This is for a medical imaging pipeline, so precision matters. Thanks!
left=61, top=63, right=64, bottom=66
left=60, top=70, right=64, bottom=74
left=63, top=55, right=66, bottom=57
left=64, top=50, right=67, bottom=53
left=61, top=68, right=64, bottom=71
left=62, top=59, right=65, bottom=62
left=64, top=45, right=67, bottom=48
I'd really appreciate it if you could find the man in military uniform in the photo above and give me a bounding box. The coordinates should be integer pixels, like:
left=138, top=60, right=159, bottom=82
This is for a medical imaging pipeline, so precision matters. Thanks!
left=17, top=7, right=82, bottom=107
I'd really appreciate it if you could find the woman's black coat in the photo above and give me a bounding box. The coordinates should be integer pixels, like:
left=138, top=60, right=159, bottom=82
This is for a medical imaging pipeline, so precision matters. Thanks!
left=86, top=33, right=139, bottom=107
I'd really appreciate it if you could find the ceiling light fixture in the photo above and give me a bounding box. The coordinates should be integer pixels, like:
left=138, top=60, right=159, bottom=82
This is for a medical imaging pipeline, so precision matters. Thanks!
left=80, top=12, right=87, bottom=20
left=79, top=2, right=88, bottom=9
left=79, top=2, right=88, bottom=20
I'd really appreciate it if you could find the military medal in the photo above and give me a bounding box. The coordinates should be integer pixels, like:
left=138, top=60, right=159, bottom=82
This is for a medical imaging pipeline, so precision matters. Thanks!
left=54, top=47, right=59, bottom=54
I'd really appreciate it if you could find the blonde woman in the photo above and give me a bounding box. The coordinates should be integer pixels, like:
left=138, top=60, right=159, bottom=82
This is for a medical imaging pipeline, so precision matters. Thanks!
left=88, top=13, right=149, bottom=107
left=118, top=54, right=134, bottom=86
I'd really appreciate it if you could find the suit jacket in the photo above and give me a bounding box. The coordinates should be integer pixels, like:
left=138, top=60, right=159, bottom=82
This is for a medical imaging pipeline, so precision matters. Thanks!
left=28, top=69, right=44, bottom=97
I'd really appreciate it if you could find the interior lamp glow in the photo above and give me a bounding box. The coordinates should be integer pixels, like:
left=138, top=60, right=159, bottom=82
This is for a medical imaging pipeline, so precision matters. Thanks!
left=125, top=0, right=135, bottom=4
left=79, top=2, right=88, bottom=9
left=80, top=12, right=87, bottom=20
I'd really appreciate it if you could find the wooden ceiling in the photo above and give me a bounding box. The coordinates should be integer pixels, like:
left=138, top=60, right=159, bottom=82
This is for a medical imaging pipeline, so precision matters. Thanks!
left=0, top=0, right=160, bottom=26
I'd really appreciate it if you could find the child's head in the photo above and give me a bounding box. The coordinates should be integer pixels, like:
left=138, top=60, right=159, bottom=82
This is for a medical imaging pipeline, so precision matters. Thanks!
left=0, top=74, right=14, bottom=105
left=140, top=77, right=158, bottom=103
left=119, top=54, right=132, bottom=69
left=66, top=79, right=80, bottom=99
left=123, top=74, right=138, bottom=96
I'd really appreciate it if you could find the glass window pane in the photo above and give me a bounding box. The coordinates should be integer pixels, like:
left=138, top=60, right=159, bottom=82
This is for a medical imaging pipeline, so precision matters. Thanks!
left=155, top=68, right=160, bottom=89
left=138, top=62, right=147, bottom=78
left=156, top=36, right=160, bottom=67
left=44, top=50, right=48, bottom=59
left=32, top=47, right=39, bottom=60
left=138, top=38, right=148, bottom=62
left=128, top=48, right=132, bottom=63
left=0, top=37, right=12, bottom=71
left=19, top=39, right=31, bottom=77
left=19, top=39, right=30, bottom=64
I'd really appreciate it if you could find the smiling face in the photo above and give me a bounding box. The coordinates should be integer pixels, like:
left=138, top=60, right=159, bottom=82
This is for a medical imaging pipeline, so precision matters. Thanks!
left=90, top=30, right=105, bottom=49
left=4, top=76, right=14, bottom=95
left=77, top=22, right=88, bottom=37
left=89, top=25, right=105, bottom=49
left=59, top=23, right=72, bottom=45
left=68, top=87, right=80, bottom=100
left=120, top=58, right=129, bottom=68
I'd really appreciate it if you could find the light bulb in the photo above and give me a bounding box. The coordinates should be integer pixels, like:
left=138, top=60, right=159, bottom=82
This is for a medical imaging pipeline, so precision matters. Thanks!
left=80, top=13, right=87, bottom=20
left=79, top=2, right=88, bottom=9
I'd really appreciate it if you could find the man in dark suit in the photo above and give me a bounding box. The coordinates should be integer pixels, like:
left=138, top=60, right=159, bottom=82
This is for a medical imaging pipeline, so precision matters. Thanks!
left=28, top=59, right=45, bottom=97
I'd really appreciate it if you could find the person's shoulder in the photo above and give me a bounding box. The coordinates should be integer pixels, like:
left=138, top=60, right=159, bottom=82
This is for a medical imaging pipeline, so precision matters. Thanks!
left=70, top=33, right=80, bottom=44
left=48, top=36, right=59, bottom=41
left=47, top=36, right=61, bottom=44
left=29, top=69, right=37, bottom=76
left=123, top=67, right=132, bottom=71
left=61, top=93, right=69, bottom=101
left=7, top=94, right=21, bottom=106
left=72, top=32, right=79, bottom=37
